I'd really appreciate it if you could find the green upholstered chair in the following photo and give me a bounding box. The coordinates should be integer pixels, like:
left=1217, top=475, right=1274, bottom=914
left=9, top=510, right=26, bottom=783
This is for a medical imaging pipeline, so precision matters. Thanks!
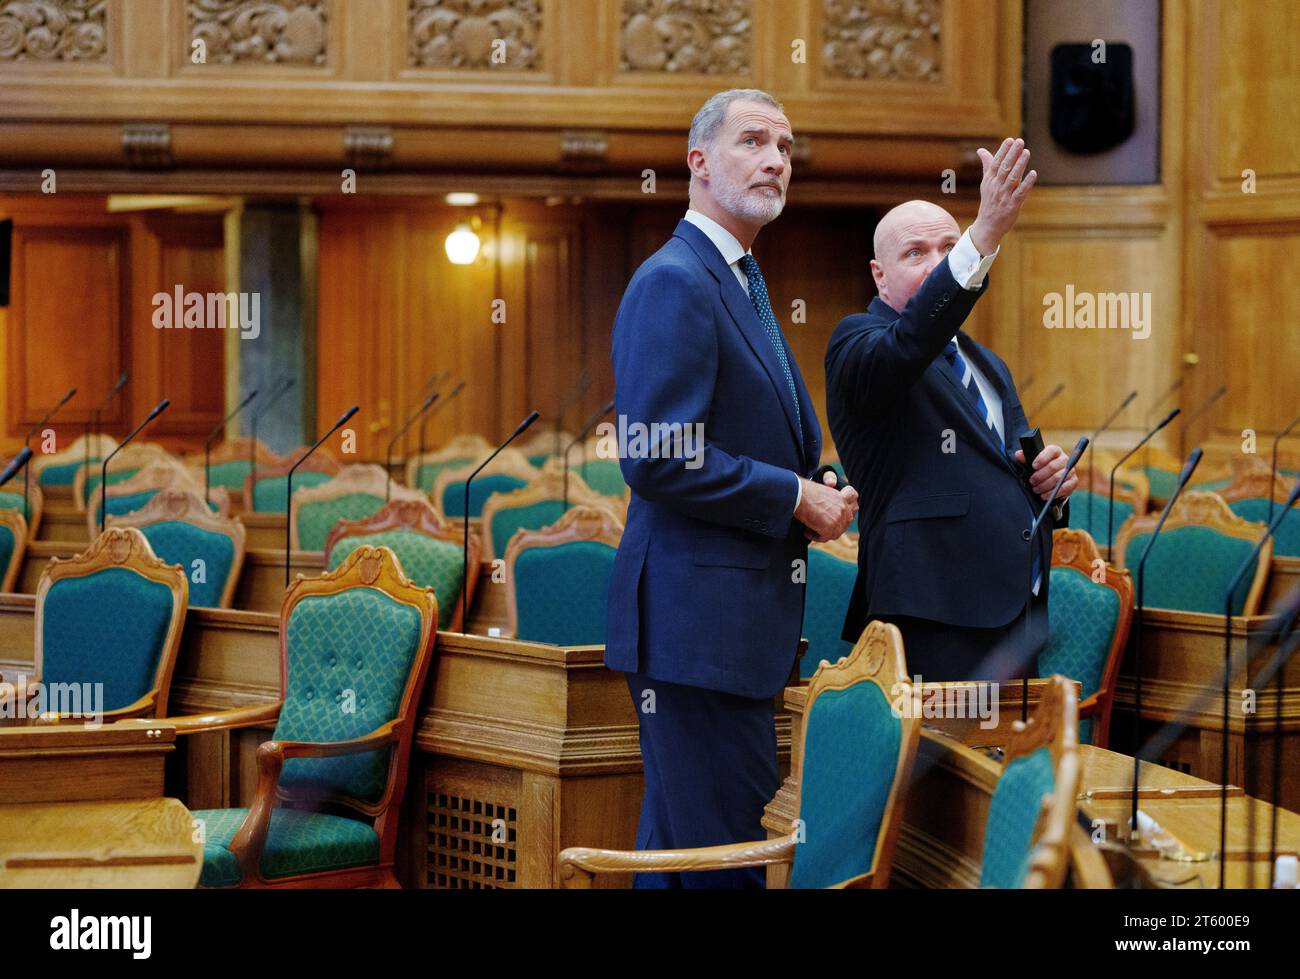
left=107, top=488, right=247, bottom=609
left=170, top=545, right=438, bottom=888
left=1113, top=491, right=1271, bottom=616
left=1069, top=463, right=1148, bottom=551
left=504, top=505, right=622, bottom=646
left=480, top=469, right=617, bottom=561
left=1222, top=470, right=1300, bottom=558
left=405, top=434, right=493, bottom=494
left=187, top=436, right=278, bottom=503
left=323, top=498, right=479, bottom=632
left=979, top=675, right=1079, bottom=889
left=242, top=449, right=340, bottom=514
left=0, top=508, right=28, bottom=592
left=432, top=448, right=536, bottom=520
left=0, top=482, right=42, bottom=538
left=31, top=433, right=118, bottom=491
left=559, top=620, right=921, bottom=889
left=1039, top=529, right=1134, bottom=748
left=515, top=429, right=569, bottom=472
left=72, top=442, right=175, bottom=510
left=85, top=462, right=227, bottom=538
left=289, top=463, right=426, bottom=552
left=801, top=536, right=858, bottom=679
left=12, top=527, right=188, bottom=722
left=575, top=457, right=628, bottom=499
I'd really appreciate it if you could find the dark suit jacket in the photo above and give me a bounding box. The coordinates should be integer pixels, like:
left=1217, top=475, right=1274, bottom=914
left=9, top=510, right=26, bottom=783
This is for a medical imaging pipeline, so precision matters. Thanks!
left=824, top=260, right=1064, bottom=644
left=605, top=218, right=822, bottom=699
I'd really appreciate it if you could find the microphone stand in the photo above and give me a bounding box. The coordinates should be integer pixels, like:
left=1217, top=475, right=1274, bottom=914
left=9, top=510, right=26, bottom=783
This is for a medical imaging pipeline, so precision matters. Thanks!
left=416, top=381, right=464, bottom=491
left=0, top=448, right=34, bottom=489
left=562, top=399, right=615, bottom=511
left=205, top=388, right=258, bottom=507
left=285, top=406, right=358, bottom=586
left=1029, top=382, right=1064, bottom=419
left=1129, top=448, right=1204, bottom=841
left=85, top=371, right=128, bottom=497
left=23, top=384, right=75, bottom=527
left=1178, top=384, right=1227, bottom=460
left=1085, top=390, right=1137, bottom=538
left=387, top=390, right=439, bottom=501
left=463, top=411, right=540, bottom=631
left=98, top=400, right=170, bottom=535
left=554, top=370, right=592, bottom=457
left=1107, top=408, right=1181, bottom=563
left=1020, top=436, right=1088, bottom=721
left=1216, top=476, right=1300, bottom=887
left=1269, top=410, right=1300, bottom=525
left=247, top=377, right=295, bottom=513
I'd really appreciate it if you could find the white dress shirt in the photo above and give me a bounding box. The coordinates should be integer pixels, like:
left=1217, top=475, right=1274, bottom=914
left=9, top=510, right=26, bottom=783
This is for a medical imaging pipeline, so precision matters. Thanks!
left=683, top=209, right=805, bottom=513
left=946, top=230, right=1004, bottom=443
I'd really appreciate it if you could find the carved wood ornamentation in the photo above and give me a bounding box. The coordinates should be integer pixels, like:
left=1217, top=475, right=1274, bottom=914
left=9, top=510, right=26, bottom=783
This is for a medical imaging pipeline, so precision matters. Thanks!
left=0, top=0, right=108, bottom=62
left=188, top=0, right=328, bottom=66
left=821, top=0, right=943, bottom=83
left=407, top=0, right=542, bottom=71
left=619, top=0, right=751, bottom=75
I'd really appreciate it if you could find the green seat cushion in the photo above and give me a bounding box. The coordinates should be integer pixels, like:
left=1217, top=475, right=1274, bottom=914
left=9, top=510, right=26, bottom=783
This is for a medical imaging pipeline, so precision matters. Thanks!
left=0, top=490, right=32, bottom=522
left=980, top=746, right=1055, bottom=888
left=206, top=460, right=253, bottom=490
left=102, top=490, right=159, bottom=518
left=41, top=567, right=176, bottom=712
left=82, top=467, right=139, bottom=504
left=1041, top=566, right=1122, bottom=745
left=1070, top=489, right=1133, bottom=547
left=138, top=520, right=235, bottom=608
left=1142, top=467, right=1177, bottom=501
left=527, top=453, right=552, bottom=468
left=442, top=474, right=528, bottom=519
left=0, top=525, right=14, bottom=584
left=576, top=459, right=627, bottom=498
left=514, top=540, right=616, bottom=646
left=415, top=457, right=472, bottom=494
left=1228, top=497, right=1300, bottom=558
left=801, top=548, right=856, bottom=679
left=488, top=498, right=566, bottom=560
left=194, top=807, right=379, bottom=887
left=251, top=471, right=333, bottom=513
left=788, top=681, right=901, bottom=888
left=1122, top=526, right=1259, bottom=614
left=274, top=588, right=424, bottom=802
left=327, top=531, right=464, bottom=630
left=39, top=458, right=99, bottom=487
left=295, top=493, right=386, bottom=552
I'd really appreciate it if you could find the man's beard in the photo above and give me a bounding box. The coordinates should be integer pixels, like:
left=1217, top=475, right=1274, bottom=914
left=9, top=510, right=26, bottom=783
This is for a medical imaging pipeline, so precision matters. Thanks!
left=711, top=168, right=785, bottom=226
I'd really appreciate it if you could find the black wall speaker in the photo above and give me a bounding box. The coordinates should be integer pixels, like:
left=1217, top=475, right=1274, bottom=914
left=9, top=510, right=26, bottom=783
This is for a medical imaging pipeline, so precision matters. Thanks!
left=0, top=219, right=11, bottom=308
left=1049, top=42, right=1136, bottom=154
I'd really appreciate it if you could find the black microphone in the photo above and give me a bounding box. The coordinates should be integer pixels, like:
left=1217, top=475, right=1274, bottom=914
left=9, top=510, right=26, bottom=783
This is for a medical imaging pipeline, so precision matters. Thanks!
left=205, top=388, right=258, bottom=507
left=247, top=376, right=295, bottom=513
left=85, top=371, right=128, bottom=479
left=23, top=384, right=74, bottom=527
left=98, top=399, right=169, bottom=535
left=387, top=389, right=439, bottom=501
left=1107, top=408, right=1181, bottom=562
left=416, top=381, right=465, bottom=489
left=1178, top=384, right=1227, bottom=458
left=1023, top=436, right=1088, bottom=544
left=1129, top=447, right=1204, bottom=840
left=563, top=399, right=615, bottom=510
left=463, top=411, right=540, bottom=631
left=1029, top=382, right=1064, bottom=419
left=1085, top=389, right=1138, bottom=536
left=285, top=406, right=358, bottom=585
left=1269, top=410, right=1300, bottom=526
left=0, top=447, right=33, bottom=489
left=1213, top=475, right=1300, bottom=887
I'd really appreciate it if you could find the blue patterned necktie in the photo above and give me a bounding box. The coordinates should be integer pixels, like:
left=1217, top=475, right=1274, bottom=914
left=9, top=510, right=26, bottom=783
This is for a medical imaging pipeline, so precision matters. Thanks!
left=944, top=340, right=1042, bottom=594
left=738, top=254, right=800, bottom=433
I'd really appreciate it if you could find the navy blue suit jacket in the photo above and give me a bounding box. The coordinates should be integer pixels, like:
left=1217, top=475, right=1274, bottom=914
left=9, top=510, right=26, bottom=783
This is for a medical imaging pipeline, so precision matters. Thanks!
left=824, top=261, right=1063, bottom=644
left=606, top=218, right=822, bottom=699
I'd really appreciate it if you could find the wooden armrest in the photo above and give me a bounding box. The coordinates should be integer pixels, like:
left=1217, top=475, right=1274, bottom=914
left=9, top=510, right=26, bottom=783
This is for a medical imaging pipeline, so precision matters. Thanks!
left=264, top=721, right=401, bottom=760
left=557, top=834, right=797, bottom=888
left=1078, top=691, right=1103, bottom=718
left=831, top=869, right=877, bottom=889
left=128, top=702, right=282, bottom=735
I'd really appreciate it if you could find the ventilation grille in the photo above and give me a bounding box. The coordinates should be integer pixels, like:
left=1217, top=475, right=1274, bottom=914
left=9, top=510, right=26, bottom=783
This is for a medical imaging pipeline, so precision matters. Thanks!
left=427, top=791, right=517, bottom=889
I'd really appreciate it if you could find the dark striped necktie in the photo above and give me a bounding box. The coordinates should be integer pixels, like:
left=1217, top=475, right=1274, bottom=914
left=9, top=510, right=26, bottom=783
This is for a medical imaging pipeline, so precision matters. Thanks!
left=738, top=254, right=801, bottom=433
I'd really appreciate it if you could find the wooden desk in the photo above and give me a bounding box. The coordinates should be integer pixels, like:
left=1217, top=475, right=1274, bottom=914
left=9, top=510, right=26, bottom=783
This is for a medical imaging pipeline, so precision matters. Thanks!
left=36, top=508, right=87, bottom=543
left=1266, top=555, right=1300, bottom=609
left=0, top=723, right=202, bottom=888
left=1111, top=607, right=1300, bottom=811
left=240, top=512, right=286, bottom=549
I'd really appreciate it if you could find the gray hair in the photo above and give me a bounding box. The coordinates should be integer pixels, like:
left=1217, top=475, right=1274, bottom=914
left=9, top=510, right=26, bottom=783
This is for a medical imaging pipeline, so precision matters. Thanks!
left=688, top=88, right=785, bottom=155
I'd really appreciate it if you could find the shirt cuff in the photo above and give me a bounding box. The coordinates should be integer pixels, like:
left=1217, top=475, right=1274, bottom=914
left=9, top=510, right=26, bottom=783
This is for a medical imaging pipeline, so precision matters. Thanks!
left=948, top=228, right=999, bottom=290
left=793, top=472, right=803, bottom=514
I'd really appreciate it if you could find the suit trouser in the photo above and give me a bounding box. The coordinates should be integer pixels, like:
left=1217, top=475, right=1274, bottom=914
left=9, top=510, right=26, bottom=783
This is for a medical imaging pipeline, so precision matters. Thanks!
left=884, top=591, right=1050, bottom=683
left=625, top=671, right=778, bottom=888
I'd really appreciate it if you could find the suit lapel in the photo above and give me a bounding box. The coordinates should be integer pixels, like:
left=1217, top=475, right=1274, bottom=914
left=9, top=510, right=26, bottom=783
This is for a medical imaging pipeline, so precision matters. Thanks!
left=958, top=334, right=1016, bottom=452
left=673, top=220, right=803, bottom=450
left=933, top=341, right=1016, bottom=472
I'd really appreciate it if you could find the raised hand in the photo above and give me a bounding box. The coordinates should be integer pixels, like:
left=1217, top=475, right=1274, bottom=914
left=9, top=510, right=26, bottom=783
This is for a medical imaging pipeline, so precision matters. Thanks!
left=969, top=137, right=1037, bottom=256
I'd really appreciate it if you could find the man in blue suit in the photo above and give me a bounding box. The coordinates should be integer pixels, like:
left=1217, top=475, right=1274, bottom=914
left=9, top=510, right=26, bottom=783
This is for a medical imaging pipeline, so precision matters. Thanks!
left=825, top=138, right=1077, bottom=683
left=606, top=89, right=859, bottom=888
